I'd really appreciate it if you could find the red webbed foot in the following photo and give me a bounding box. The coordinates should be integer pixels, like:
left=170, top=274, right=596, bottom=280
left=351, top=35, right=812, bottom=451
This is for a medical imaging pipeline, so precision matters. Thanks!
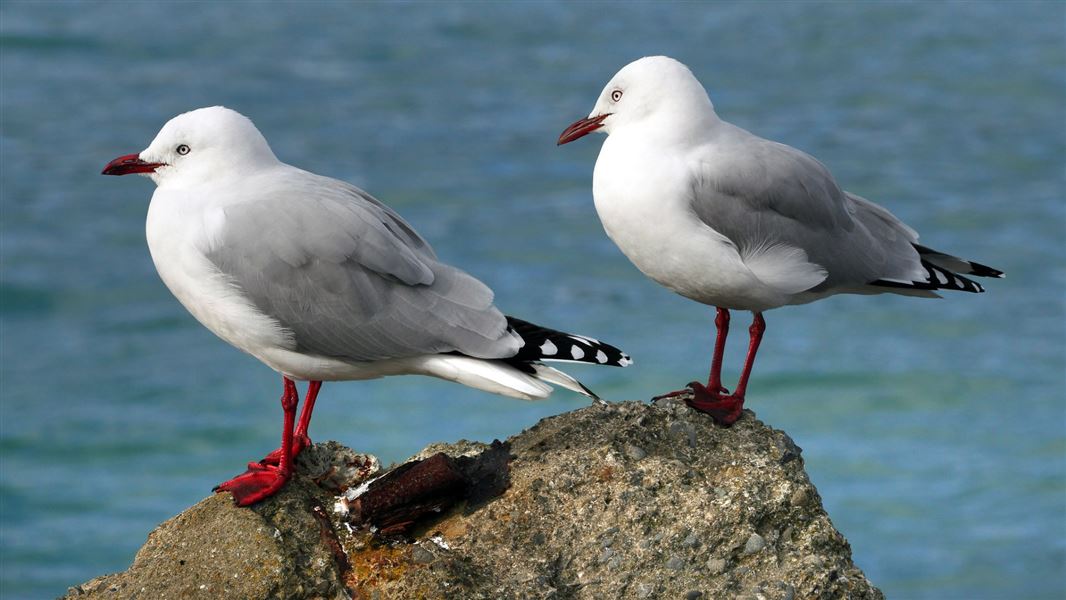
left=685, top=381, right=744, bottom=426
left=214, top=464, right=292, bottom=506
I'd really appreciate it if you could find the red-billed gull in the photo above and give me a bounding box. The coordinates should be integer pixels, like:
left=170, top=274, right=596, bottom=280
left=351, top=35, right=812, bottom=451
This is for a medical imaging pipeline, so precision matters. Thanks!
left=103, top=106, right=631, bottom=505
left=558, top=56, right=1001, bottom=425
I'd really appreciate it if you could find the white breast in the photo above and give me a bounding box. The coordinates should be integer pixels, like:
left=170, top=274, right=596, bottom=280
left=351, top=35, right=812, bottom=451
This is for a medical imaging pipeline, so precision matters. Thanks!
left=591, top=134, right=788, bottom=312
left=145, top=189, right=295, bottom=360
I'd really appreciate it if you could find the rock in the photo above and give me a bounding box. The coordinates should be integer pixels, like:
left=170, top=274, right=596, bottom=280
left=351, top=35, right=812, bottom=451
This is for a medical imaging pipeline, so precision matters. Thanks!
left=624, top=443, right=648, bottom=461
left=744, top=532, right=767, bottom=554
left=409, top=545, right=435, bottom=564
left=62, top=466, right=355, bottom=599
left=62, top=400, right=883, bottom=600
left=706, top=556, right=728, bottom=574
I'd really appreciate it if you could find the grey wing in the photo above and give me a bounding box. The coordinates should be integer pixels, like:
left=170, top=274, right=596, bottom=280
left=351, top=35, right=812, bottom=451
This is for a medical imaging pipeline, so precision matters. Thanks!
left=692, top=134, right=925, bottom=290
left=206, top=170, right=520, bottom=361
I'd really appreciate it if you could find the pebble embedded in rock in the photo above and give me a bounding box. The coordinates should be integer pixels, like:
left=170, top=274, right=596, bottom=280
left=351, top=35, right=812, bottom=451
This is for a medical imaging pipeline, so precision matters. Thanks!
left=682, top=531, right=700, bottom=548
left=803, top=555, right=826, bottom=569
left=625, top=444, right=647, bottom=461
left=774, top=433, right=802, bottom=464
left=410, top=546, right=435, bottom=564
left=743, top=533, right=766, bottom=554
left=685, top=591, right=703, bottom=600
left=706, top=557, right=727, bottom=574
left=666, top=556, right=685, bottom=570
left=669, top=421, right=698, bottom=448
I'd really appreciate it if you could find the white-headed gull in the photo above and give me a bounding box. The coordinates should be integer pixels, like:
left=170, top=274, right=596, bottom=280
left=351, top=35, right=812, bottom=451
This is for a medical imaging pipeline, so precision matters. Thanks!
left=103, top=106, right=631, bottom=505
left=558, top=56, right=1002, bottom=425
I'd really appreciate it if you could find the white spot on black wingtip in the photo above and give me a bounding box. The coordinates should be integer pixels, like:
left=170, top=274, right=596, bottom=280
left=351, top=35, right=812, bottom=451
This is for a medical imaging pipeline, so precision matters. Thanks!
left=934, top=270, right=948, bottom=285
left=503, top=316, right=630, bottom=368
left=619, top=355, right=633, bottom=367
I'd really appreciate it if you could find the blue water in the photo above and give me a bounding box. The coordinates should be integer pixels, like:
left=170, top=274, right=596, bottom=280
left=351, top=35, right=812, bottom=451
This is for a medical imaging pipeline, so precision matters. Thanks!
left=2, top=2, right=1063, bottom=598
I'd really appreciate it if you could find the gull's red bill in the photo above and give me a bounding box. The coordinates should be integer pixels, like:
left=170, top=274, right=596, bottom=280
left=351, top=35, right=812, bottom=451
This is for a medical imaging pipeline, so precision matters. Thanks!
left=557, top=113, right=609, bottom=146
left=101, top=154, right=163, bottom=176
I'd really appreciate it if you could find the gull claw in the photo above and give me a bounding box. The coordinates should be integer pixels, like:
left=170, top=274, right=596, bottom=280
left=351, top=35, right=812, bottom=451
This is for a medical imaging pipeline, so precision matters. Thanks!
left=685, top=382, right=744, bottom=426
left=214, top=464, right=291, bottom=506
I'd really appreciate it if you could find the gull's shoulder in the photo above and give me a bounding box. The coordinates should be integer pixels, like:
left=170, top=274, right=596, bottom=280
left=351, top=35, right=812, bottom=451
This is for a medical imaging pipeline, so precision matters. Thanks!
left=687, top=122, right=853, bottom=232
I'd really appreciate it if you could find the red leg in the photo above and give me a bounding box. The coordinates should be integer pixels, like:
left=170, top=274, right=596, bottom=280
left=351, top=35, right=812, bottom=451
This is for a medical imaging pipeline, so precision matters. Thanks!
left=257, top=380, right=322, bottom=466
left=295, top=380, right=321, bottom=440
left=687, top=312, right=765, bottom=426
left=707, top=307, right=730, bottom=394
left=732, top=313, right=765, bottom=399
left=214, top=376, right=299, bottom=506
left=652, top=307, right=731, bottom=401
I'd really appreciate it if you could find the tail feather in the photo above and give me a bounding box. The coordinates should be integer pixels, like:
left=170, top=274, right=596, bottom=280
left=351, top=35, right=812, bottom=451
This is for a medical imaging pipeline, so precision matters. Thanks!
left=529, top=364, right=599, bottom=399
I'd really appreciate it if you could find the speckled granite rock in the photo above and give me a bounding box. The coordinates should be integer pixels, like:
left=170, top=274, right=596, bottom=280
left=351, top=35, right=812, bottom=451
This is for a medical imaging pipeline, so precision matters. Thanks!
left=62, top=399, right=883, bottom=600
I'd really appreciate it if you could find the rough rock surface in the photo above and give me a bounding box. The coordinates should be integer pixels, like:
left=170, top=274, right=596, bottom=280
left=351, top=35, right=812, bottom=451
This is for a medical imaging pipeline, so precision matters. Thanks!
left=63, top=399, right=883, bottom=600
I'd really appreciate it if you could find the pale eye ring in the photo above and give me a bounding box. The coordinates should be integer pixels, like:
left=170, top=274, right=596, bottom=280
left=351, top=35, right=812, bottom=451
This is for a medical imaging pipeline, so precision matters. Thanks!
left=610, top=89, right=623, bottom=102
left=176, top=144, right=191, bottom=155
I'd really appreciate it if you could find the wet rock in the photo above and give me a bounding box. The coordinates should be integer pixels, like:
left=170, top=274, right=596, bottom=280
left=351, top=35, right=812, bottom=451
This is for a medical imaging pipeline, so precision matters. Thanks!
left=63, top=400, right=883, bottom=600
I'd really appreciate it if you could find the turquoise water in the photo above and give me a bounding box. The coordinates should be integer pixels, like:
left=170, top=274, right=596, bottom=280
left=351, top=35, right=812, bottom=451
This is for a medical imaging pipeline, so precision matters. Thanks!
left=1, top=2, right=1063, bottom=598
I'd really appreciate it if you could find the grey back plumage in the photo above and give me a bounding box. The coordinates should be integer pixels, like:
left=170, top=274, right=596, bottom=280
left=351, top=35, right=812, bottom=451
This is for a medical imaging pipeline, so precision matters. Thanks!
left=691, top=125, right=925, bottom=291
left=205, top=167, right=521, bottom=362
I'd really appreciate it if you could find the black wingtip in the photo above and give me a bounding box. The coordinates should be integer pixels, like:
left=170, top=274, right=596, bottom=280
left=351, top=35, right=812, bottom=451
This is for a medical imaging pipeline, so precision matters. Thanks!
left=913, top=243, right=1003, bottom=278
left=871, top=260, right=988, bottom=294
left=967, top=261, right=1005, bottom=279
left=504, top=316, right=631, bottom=368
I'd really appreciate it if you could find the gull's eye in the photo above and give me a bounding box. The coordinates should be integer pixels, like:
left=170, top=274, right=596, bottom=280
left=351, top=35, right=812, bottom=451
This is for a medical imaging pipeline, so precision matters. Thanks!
left=176, top=144, right=191, bottom=155
left=610, top=89, right=623, bottom=102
